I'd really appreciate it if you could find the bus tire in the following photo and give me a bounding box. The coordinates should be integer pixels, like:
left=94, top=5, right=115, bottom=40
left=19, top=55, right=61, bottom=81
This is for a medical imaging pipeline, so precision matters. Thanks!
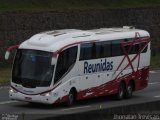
left=125, top=81, right=134, bottom=98
left=67, top=89, right=76, bottom=106
left=116, top=82, right=125, bottom=100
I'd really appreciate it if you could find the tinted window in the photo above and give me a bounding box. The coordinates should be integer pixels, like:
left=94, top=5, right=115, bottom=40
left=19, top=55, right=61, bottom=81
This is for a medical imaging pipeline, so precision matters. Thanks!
left=54, top=46, right=77, bottom=83
left=140, top=42, right=148, bottom=53
left=80, top=39, right=147, bottom=59
left=124, top=42, right=148, bottom=54
left=129, top=44, right=139, bottom=54
left=101, top=41, right=111, bottom=57
left=80, top=43, right=95, bottom=60
left=111, top=40, right=123, bottom=56
left=80, top=41, right=112, bottom=60
left=12, top=49, right=53, bottom=87
left=95, top=42, right=102, bottom=58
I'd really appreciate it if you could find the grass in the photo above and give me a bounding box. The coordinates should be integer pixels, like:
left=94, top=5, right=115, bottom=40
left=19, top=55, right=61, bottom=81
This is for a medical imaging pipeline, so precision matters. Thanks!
left=0, top=67, right=11, bottom=86
left=0, top=0, right=160, bottom=12
left=0, top=54, right=159, bottom=85
left=151, top=54, right=160, bottom=70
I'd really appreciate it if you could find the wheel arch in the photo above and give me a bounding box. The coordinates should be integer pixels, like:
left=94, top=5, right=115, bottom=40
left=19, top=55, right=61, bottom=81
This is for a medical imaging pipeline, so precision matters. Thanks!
left=69, top=87, right=78, bottom=100
left=128, top=79, right=135, bottom=91
left=120, top=80, right=127, bottom=89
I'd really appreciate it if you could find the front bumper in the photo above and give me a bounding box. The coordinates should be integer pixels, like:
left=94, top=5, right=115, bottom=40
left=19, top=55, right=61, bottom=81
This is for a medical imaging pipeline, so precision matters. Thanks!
left=9, top=90, right=56, bottom=104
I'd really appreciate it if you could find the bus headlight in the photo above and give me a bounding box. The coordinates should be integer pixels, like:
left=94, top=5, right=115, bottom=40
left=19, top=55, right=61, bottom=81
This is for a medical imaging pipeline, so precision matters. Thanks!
left=10, top=88, right=13, bottom=93
left=10, top=88, right=17, bottom=93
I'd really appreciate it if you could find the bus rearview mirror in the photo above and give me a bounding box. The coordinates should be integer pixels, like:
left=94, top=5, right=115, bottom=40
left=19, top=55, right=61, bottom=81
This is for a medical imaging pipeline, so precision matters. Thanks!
left=5, top=51, right=10, bottom=60
left=4, top=45, right=19, bottom=60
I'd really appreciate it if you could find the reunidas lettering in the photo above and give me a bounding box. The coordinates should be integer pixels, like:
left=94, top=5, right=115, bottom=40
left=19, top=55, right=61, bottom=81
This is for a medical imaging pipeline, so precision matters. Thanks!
left=84, top=59, right=113, bottom=74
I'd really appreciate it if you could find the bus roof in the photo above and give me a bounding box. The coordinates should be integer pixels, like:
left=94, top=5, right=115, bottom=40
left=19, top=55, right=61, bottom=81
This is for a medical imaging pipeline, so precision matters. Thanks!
left=19, top=26, right=150, bottom=52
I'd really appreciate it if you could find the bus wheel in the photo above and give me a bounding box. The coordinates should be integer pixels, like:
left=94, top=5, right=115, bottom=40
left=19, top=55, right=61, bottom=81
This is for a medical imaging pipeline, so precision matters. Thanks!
left=116, top=82, right=125, bottom=100
left=125, top=81, right=134, bottom=98
left=67, top=89, right=76, bottom=106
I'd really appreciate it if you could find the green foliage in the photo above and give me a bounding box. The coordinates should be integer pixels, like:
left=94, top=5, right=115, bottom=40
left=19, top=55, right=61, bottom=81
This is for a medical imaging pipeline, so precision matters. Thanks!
left=151, top=54, right=160, bottom=70
left=0, top=67, right=11, bottom=85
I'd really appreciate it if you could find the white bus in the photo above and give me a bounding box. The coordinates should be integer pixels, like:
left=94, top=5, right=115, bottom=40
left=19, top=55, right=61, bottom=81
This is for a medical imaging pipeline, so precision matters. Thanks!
left=5, top=26, right=150, bottom=105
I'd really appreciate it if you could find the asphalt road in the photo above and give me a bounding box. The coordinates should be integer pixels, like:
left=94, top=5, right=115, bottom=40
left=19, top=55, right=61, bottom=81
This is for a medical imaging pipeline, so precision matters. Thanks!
left=0, top=70, right=160, bottom=120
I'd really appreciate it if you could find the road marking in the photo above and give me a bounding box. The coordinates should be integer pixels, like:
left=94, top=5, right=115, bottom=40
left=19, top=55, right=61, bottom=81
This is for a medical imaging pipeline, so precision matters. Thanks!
left=61, top=105, right=91, bottom=111
left=148, top=82, right=160, bottom=85
left=0, top=86, right=9, bottom=89
left=0, top=101, right=17, bottom=105
left=149, top=71, right=158, bottom=74
left=154, top=96, right=160, bottom=98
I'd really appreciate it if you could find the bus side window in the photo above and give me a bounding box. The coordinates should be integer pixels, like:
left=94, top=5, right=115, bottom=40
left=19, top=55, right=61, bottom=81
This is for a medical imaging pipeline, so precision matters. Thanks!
left=124, top=42, right=147, bottom=55
left=123, top=39, right=141, bottom=55
left=54, top=46, right=77, bottom=83
left=129, top=44, right=139, bottom=54
left=111, top=40, right=123, bottom=56
left=95, top=42, right=101, bottom=59
left=101, top=41, right=111, bottom=58
left=80, top=43, right=94, bottom=60
left=140, top=42, right=148, bottom=53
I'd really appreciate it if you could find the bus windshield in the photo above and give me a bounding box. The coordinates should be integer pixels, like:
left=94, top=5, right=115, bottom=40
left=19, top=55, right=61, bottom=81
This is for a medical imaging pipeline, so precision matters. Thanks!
left=12, top=49, right=54, bottom=88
